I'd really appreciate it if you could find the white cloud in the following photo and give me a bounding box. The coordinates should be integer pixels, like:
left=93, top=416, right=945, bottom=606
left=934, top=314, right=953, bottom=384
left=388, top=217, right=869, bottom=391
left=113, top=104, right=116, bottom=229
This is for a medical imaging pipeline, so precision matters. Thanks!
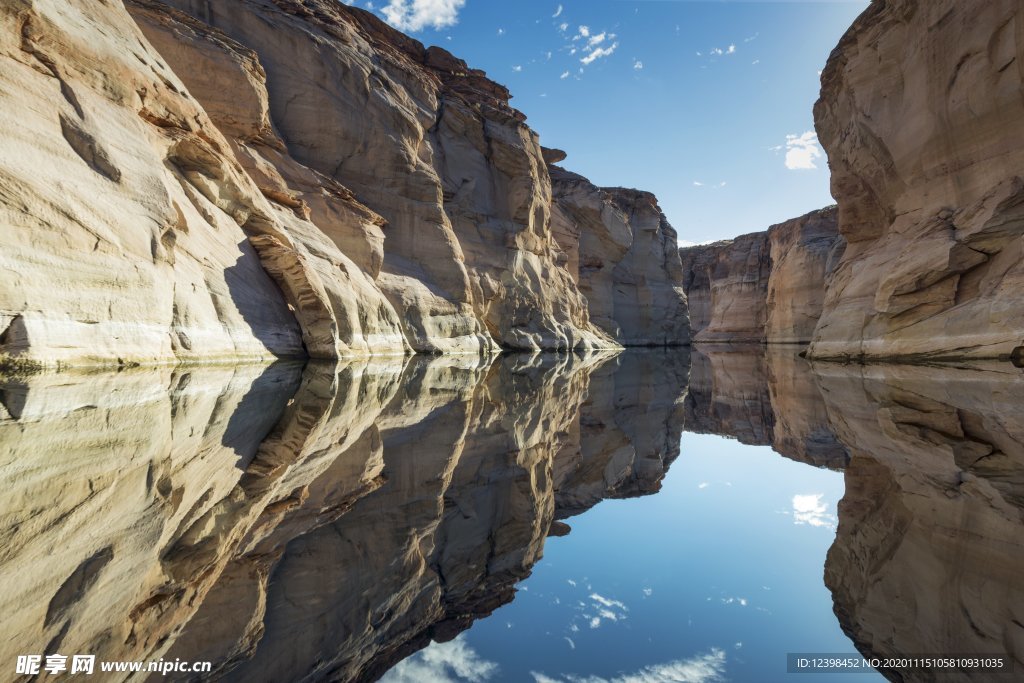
left=633, top=59, right=643, bottom=70
left=560, top=70, right=571, bottom=79
left=589, top=616, right=602, bottom=629
left=380, top=635, right=498, bottom=683
left=783, top=131, right=824, bottom=170
left=564, top=637, right=575, bottom=650
left=559, top=21, right=569, bottom=32
left=553, top=4, right=563, bottom=18
left=590, top=593, right=627, bottom=610
left=497, top=27, right=505, bottom=35
left=698, top=481, right=710, bottom=489
left=588, top=32, right=607, bottom=47
left=643, top=587, right=653, bottom=597
left=581, top=42, right=618, bottom=65
left=727, top=44, right=736, bottom=54
left=692, top=181, right=704, bottom=187
left=380, top=0, right=465, bottom=32
left=752, top=59, right=760, bottom=65
left=792, top=493, right=837, bottom=528
left=578, top=25, right=590, bottom=38
left=531, top=649, right=727, bottom=683
left=512, top=65, right=522, bottom=72
left=567, top=578, right=576, bottom=586
left=710, top=47, right=723, bottom=56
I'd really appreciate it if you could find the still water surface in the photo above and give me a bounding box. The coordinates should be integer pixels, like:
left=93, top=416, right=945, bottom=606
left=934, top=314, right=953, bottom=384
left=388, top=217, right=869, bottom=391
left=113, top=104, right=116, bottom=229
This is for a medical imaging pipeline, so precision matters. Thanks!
left=1, top=347, right=1020, bottom=682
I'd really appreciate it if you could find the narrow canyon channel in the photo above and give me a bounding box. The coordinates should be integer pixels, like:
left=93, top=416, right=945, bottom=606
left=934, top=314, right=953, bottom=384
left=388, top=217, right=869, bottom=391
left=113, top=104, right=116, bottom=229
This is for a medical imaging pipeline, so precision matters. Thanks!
left=2, top=348, right=1020, bottom=682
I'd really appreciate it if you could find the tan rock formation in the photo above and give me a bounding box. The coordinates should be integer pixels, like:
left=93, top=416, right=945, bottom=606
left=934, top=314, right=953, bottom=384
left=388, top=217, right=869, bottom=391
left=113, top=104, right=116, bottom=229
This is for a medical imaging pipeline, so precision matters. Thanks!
left=809, top=0, right=1024, bottom=361
left=157, top=0, right=614, bottom=354
left=550, top=166, right=690, bottom=345
left=814, top=362, right=1024, bottom=680
left=765, top=207, right=844, bottom=343
left=679, top=207, right=842, bottom=344
left=0, top=0, right=636, bottom=368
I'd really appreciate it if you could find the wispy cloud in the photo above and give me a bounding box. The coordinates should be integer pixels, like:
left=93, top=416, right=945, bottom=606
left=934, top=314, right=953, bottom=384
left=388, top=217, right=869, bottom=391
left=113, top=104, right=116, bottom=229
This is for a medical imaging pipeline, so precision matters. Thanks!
left=581, top=42, right=618, bottom=65
left=512, top=65, right=522, bottom=72
left=380, top=0, right=465, bottom=32
left=781, top=131, right=824, bottom=170
left=633, top=59, right=644, bottom=70
left=560, top=70, right=571, bottom=79
left=497, top=27, right=504, bottom=35
left=792, top=493, right=837, bottom=528
left=553, top=4, right=563, bottom=18
left=531, top=648, right=727, bottom=683
left=380, top=635, right=498, bottom=682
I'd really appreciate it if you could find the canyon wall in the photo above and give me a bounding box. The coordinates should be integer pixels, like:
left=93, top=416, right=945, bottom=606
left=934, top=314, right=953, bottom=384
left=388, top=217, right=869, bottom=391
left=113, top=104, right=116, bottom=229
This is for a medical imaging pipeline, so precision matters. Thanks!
left=679, top=207, right=842, bottom=344
left=0, top=0, right=692, bottom=369
left=549, top=164, right=691, bottom=346
left=809, top=0, right=1024, bottom=361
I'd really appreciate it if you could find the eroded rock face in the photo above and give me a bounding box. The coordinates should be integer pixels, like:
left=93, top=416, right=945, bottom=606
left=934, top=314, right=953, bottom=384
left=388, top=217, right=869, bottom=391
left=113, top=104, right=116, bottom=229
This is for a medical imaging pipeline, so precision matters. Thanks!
left=0, top=0, right=633, bottom=368
left=815, top=363, right=1024, bottom=681
left=156, top=0, right=614, bottom=354
left=550, top=166, right=690, bottom=346
left=0, top=0, right=309, bottom=366
left=678, top=207, right=842, bottom=344
left=809, top=0, right=1024, bottom=361
left=766, top=207, right=845, bottom=344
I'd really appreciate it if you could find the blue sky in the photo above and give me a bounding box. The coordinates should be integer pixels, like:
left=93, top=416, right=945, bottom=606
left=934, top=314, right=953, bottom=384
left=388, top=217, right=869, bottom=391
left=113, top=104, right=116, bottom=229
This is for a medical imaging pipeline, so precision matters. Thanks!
left=359, top=0, right=869, bottom=244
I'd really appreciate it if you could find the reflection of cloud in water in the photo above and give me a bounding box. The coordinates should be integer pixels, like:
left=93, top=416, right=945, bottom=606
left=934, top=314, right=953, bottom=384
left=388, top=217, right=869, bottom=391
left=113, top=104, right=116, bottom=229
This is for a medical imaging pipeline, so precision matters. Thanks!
left=380, top=635, right=498, bottom=682
left=531, top=648, right=727, bottom=683
left=792, top=493, right=837, bottom=530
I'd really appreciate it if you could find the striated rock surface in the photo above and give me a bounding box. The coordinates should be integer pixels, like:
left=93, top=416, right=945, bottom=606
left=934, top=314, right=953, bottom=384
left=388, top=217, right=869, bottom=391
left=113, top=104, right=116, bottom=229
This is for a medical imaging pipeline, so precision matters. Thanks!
left=679, top=207, right=842, bottom=344
left=679, top=232, right=771, bottom=343
left=815, top=362, right=1024, bottom=681
left=765, top=207, right=845, bottom=343
left=809, top=0, right=1024, bottom=361
left=0, top=0, right=646, bottom=368
left=549, top=165, right=690, bottom=346
left=155, top=0, right=613, bottom=354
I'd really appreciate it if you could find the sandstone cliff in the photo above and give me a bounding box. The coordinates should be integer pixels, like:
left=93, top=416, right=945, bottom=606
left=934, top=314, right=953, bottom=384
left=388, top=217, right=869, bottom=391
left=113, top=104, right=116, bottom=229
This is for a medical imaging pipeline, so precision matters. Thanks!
left=679, top=207, right=842, bottom=344
left=3, top=0, right=714, bottom=368
left=809, top=0, right=1024, bottom=361
left=139, top=0, right=613, bottom=354
left=549, top=164, right=691, bottom=346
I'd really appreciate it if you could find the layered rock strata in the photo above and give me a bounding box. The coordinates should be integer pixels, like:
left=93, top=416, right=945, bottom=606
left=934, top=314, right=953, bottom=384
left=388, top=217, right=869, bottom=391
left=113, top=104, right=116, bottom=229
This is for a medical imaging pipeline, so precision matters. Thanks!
left=679, top=207, right=842, bottom=344
left=549, top=164, right=691, bottom=346
left=1, top=0, right=709, bottom=368
left=809, top=0, right=1024, bottom=361
left=140, top=0, right=615, bottom=354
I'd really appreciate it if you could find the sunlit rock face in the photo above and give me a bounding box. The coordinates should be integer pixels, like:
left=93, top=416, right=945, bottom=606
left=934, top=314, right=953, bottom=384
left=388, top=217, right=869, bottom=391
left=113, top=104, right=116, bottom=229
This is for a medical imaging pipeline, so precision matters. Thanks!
left=678, top=207, right=842, bottom=344
left=0, top=349, right=689, bottom=682
left=0, top=0, right=307, bottom=366
left=549, top=165, right=691, bottom=346
left=1, top=0, right=631, bottom=368
left=682, top=345, right=848, bottom=470
left=815, top=363, right=1024, bottom=681
left=154, top=0, right=613, bottom=354
left=809, top=0, right=1024, bottom=361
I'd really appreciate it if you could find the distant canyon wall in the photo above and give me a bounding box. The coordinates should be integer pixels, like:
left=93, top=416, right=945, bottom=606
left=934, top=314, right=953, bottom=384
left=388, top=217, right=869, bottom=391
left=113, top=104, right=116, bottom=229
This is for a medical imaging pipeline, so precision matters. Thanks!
left=0, top=0, right=688, bottom=368
left=679, top=207, right=843, bottom=344
left=681, top=0, right=1024, bottom=361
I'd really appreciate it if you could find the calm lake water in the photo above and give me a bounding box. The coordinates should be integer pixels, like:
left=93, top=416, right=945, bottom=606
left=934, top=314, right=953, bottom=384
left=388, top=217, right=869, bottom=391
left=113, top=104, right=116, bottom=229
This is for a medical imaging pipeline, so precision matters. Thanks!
left=1, top=347, right=1021, bottom=682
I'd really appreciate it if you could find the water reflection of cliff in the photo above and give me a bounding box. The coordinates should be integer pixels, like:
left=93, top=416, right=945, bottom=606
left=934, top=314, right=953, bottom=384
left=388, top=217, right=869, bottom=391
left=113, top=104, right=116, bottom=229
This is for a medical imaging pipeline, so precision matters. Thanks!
left=0, top=350, right=689, bottom=682
left=684, top=346, right=1024, bottom=683
left=3, top=347, right=1022, bottom=682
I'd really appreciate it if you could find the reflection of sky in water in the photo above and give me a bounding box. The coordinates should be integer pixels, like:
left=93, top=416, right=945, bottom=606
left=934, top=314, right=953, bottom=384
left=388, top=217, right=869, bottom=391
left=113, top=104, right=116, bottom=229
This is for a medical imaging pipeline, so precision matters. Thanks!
left=382, top=433, right=884, bottom=682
